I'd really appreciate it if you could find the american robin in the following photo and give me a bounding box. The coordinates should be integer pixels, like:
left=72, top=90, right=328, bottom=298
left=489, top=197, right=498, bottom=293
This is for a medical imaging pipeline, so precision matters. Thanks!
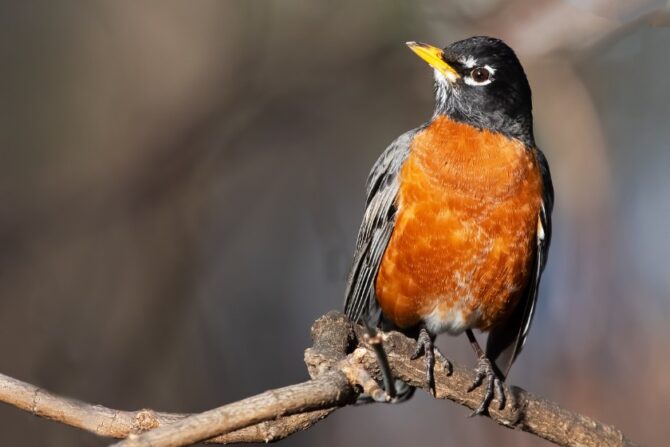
left=343, top=36, right=553, bottom=415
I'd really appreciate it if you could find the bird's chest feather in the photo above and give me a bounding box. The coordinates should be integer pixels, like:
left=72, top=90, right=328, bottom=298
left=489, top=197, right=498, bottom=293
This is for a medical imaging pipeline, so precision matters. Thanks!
left=375, top=117, right=542, bottom=333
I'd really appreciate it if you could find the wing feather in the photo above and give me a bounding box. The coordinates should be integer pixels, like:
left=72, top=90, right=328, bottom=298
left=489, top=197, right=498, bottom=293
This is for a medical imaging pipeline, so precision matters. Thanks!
left=343, top=130, right=416, bottom=324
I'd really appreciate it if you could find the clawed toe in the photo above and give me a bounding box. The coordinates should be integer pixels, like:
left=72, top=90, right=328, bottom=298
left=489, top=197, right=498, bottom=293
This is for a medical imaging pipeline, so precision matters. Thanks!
left=467, top=356, right=505, bottom=416
left=410, top=328, right=452, bottom=395
left=411, top=328, right=435, bottom=394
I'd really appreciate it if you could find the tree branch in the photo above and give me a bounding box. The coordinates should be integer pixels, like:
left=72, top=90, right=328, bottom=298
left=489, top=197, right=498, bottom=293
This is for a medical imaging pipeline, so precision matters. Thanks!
left=0, top=372, right=339, bottom=444
left=0, top=312, right=639, bottom=447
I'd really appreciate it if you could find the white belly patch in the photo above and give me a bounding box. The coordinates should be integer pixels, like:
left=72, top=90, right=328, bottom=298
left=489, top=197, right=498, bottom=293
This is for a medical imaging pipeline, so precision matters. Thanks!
left=423, top=304, right=479, bottom=335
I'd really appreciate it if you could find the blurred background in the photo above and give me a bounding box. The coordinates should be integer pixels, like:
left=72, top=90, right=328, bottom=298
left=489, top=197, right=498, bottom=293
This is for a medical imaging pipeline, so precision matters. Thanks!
left=0, top=1, right=668, bottom=445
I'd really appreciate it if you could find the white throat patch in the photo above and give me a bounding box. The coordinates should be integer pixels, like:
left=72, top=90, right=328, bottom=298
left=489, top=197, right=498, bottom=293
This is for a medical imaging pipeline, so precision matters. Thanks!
left=433, top=70, right=453, bottom=113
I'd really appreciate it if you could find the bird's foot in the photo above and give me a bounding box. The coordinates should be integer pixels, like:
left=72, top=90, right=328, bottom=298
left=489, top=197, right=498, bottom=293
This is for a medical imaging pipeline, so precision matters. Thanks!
left=467, top=356, right=506, bottom=416
left=410, top=327, right=452, bottom=396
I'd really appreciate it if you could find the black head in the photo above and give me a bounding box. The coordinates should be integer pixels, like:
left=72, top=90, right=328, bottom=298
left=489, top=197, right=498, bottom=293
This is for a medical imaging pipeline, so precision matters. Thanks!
left=407, top=36, right=534, bottom=147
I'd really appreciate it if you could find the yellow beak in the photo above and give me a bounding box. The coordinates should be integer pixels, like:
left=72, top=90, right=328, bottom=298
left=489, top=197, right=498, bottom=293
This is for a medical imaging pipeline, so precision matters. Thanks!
left=406, top=41, right=460, bottom=81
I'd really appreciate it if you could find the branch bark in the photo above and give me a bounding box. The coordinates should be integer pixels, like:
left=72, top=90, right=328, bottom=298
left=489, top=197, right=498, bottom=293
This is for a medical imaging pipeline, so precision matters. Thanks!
left=0, top=372, right=338, bottom=444
left=0, top=312, right=638, bottom=447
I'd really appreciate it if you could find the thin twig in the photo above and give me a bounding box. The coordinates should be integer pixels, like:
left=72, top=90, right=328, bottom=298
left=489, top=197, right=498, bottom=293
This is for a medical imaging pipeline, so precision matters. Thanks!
left=0, top=372, right=337, bottom=443
left=113, top=373, right=355, bottom=447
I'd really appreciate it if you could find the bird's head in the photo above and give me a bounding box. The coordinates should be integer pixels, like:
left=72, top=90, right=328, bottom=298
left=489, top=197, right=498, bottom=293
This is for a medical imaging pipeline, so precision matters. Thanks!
left=407, top=36, right=534, bottom=147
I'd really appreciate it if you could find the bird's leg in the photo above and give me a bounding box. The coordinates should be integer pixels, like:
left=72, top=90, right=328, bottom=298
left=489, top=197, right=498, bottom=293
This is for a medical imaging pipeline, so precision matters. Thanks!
left=465, top=329, right=506, bottom=416
left=361, top=322, right=397, bottom=402
left=410, top=326, right=451, bottom=396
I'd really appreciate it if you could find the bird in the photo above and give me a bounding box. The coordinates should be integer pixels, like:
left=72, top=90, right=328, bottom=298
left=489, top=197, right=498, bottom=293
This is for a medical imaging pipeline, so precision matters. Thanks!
left=343, top=36, right=553, bottom=415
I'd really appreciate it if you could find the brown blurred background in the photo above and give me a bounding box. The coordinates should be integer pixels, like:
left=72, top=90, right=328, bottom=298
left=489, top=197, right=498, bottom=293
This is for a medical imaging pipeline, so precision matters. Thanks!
left=1, top=1, right=669, bottom=445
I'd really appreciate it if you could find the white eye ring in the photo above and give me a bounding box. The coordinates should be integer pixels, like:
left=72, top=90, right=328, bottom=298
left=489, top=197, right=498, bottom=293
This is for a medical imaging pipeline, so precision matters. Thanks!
left=464, top=65, right=495, bottom=86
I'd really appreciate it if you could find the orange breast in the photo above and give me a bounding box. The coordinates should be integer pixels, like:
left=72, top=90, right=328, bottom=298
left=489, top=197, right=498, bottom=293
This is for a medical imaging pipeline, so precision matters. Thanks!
left=375, top=116, right=542, bottom=333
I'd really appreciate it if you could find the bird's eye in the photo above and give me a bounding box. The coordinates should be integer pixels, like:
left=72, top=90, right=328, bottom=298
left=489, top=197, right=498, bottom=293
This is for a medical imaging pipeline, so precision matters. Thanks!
left=470, top=67, right=490, bottom=83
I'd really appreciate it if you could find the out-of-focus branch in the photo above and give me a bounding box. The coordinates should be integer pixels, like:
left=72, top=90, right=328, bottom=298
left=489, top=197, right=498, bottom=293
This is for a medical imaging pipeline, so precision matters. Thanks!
left=0, top=312, right=639, bottom=447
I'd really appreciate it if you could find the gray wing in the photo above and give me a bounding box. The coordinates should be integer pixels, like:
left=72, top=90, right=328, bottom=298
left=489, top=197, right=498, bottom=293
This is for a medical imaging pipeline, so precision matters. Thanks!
left=486, top=148, right=554, bottom=379
left=343, top=130, right=417, bottom=324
